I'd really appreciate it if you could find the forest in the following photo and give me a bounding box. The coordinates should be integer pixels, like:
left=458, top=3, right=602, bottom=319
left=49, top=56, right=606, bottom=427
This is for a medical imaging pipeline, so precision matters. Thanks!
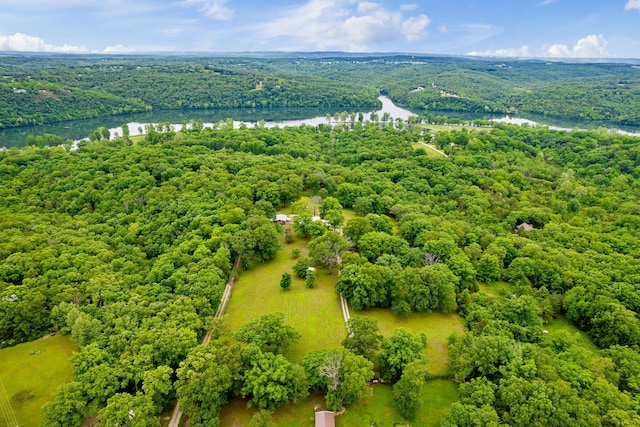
left=0, top=56, right=379, bottom=128
left=1, top=117, right=640, bottom=426
left=2, top=54, right=640, bottom=130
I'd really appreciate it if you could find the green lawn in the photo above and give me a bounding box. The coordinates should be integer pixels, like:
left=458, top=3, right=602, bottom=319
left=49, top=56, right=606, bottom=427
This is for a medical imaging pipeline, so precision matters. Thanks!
left=338, top=380, right=459, bottom=427
left=412, top=142, right=447, bottom=158
left=420, top=124, right=479, bottom=132
left=0, top=333, right=75, bottom=427
left=545, top=315, right=598, bottom=353
left=477, top=281, right=518, bottom=298
left=354, top=308, right=465, bottom=376
left=221, top=391, right=327, bottom=427
left=221, top=381, right=458, bottom=427
left=224, top=238, right=346, bottom=363
left=221, top=234, right=463, bottom=425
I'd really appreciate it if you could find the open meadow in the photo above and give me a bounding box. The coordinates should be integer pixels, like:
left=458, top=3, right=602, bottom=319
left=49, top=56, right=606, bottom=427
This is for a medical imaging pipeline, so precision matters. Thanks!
left=224, top=237, right=346, bottom=363
left=0, top=334, right=75, bottom=427
left=354, top=308, right=465, bottom=376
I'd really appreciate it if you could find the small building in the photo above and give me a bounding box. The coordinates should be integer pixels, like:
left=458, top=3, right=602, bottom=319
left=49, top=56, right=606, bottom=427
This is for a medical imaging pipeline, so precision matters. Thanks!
left=315, top=411, right=335, bottom=427
left=516, top=222, right=535, bottom=232
left=274, top=214, right=291, bottom=225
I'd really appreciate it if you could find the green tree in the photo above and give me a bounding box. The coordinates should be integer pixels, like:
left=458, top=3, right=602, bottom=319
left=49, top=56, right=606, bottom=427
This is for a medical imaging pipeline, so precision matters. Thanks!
left=233, top=312, right=301, bottom=353
left=342, top=315, right=383, bottom=361
left=320, top=197, right=343, bottom=217
left=280, top=272, right=292, bottom=290
left=41, top=382, right=87, bottom=427
left=301, top=348, right=374, bottom=411
left=175, top=339, right=244, bottom=427
left=242, top=351, right=308, bottom=410
left=380, top=328, right=427, bottom=383
left=393, top=361, right=428, bottom=419
left=343, top=217, right=373, bottom=246
left=97, top=392, right=160, bottom=427
left=308, top=231, right=349, bottom=273
left=250, top=409, right=273, bottom=427
left=306, top=268, right=316, bottom=288
left=293, top=257, right=312, bottom=278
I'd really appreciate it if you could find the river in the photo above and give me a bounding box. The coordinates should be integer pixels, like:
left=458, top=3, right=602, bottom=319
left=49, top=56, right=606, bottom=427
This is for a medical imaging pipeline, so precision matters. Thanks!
left=1, top=96, right=639, bottom=149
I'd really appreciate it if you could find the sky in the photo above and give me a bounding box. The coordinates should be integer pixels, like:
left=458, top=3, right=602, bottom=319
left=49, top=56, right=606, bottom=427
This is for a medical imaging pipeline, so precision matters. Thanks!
left=0, top=0, right=639, bottom=58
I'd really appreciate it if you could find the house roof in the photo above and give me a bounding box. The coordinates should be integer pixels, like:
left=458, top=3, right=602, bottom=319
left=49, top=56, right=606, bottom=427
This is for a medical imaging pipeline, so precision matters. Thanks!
left=315, top=411, right=335, bottom=427
left=516, top=222, right=534, bottom=231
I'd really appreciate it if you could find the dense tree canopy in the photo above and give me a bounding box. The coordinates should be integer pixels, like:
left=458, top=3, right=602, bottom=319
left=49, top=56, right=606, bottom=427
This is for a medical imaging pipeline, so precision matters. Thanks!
left=2, top=116, right=640, bottom=424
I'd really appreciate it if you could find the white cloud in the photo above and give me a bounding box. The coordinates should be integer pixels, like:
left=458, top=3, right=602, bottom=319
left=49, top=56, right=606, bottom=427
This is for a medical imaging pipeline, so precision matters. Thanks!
left=0, top=32, right=88, bottom=53
left=399, top=4, right=418, bottom=11
left=402, top=14, right=430, bottom=42
left=183, top=0, right=233, bottom=20
left=102, top=44, right=136, bottom=54
left=257, top=0, right=430, bottom=51
left=439, top=24, right=450, bottom=34
left=546, top=34, right=609, bottom=58
left=467, top=35, right=610, bottom=58
left=625, top=0, right=640, bottom=10
left=543, top=0, right=559, bottom=5
left=467, top=45, right=532, bottom=58
left=342, top=14, right=396, bottom=43
left=356, top=1, right=380, bottom=14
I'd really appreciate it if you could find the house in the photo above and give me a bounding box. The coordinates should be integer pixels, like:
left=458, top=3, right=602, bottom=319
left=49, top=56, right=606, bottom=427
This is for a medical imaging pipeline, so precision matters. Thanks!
left=515, top=222, right=535, bottom=232
left=315, top=411, right=335, bottom=427
left=274, top=214, right=290, bottom=225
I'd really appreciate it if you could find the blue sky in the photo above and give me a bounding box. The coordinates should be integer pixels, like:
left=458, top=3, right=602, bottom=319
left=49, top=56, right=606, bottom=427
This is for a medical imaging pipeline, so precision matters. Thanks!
left=0, top=0, right=639, bottom=57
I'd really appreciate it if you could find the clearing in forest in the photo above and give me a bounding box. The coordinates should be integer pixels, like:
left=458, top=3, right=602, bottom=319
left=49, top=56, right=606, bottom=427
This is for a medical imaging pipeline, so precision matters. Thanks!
left=354, top=308, right=465, bottom=376
left=0, top=333, right=75, bottom=427
left=224, top=238, right=346, bottom=363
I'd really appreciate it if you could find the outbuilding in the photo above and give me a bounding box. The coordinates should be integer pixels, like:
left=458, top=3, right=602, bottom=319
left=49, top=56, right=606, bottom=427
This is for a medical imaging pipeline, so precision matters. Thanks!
left=315, top=411, right=335, bottom=427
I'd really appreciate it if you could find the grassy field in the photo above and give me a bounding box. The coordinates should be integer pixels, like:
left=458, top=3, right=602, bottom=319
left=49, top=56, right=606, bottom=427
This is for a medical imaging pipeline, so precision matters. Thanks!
left=221, top=391, right=327, bottom=427
left=224, top=238, right=346, bottom=363
left=0, top=333, right=75, bottom=427
left=354, top=308, right=465, bottom=376
left=220, top=381, right=458, bottom=427
left=545, top=315, right=598, bottom=353
left=338, top=380, right=459, bottom=427
left=412, top=142, right=447, bottom=158
left=477, top=281, right=518, bottom=298
left=420, top=124, right=480, bottom=133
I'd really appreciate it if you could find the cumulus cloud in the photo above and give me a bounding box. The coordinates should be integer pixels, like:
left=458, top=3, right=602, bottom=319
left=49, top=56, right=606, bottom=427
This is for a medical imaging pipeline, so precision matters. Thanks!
left=0, top=33, right=88, bottom=53
left=183, top=0, right=233, bottom=20
left=467, top=45, right=532, bottom=58
left=402, top=14, right=430, bottom=42
left=103, top=44, right=136, bottom=54
left=258, top=0, right=430, bottom=51
left=625, top=0, right=640, bottom=10
left=546, top=34, right=609, bottom=58
left=467, top=34, right=609, bottom=58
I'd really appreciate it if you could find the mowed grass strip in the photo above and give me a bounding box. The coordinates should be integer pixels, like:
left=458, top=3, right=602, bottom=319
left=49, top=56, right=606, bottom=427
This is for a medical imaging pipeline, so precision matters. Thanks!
left=337, top=380, right=459, bottom=427
left=0, top=333, right=75, bottom=427
left=354, top=308, right=465, bottom=376
left=224, top=238, right=346, bottom=363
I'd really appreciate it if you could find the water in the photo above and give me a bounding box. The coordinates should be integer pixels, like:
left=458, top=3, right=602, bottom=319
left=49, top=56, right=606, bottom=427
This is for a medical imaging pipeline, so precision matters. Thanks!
left=1, top=96, right=639, bottom=149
